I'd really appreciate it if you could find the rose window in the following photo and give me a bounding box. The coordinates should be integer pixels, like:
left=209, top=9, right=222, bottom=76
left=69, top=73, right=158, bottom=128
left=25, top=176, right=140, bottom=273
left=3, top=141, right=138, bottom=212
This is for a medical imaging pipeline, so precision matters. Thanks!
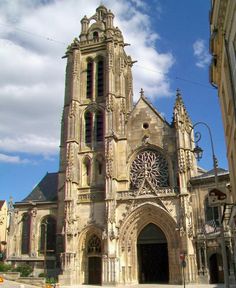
left=130, top=150, right=169, bottom=190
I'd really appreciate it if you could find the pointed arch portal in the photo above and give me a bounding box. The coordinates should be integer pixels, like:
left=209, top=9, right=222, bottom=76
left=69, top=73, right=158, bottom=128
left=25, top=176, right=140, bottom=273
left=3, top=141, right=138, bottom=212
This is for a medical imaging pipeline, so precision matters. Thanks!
left=137, top=223, right=169, bottom=283
left=87, top=234, right=102, bottom=285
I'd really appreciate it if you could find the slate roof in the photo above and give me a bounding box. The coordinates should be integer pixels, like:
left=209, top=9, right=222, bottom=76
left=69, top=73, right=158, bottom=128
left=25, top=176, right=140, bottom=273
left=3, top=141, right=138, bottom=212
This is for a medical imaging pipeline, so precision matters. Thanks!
left=191, top=167, right=229, bottom=181
left=22, top=172, right=58, bottom=202
left=0, top=200, right=5, bottom=209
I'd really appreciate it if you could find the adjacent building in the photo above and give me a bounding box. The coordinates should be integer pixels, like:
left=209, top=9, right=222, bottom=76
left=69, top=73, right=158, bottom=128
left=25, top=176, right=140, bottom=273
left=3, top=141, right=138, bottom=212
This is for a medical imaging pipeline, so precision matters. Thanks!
left=0, top=200, right=8, bottom=261
left=210, top=0, right=236, bottom=212
left=6, top=5, right=235, bottom=286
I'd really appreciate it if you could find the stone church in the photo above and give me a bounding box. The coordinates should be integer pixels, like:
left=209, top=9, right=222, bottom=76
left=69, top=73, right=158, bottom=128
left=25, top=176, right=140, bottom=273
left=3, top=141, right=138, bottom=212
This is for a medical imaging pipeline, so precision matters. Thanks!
left=7, top=5, right=234, bottom=286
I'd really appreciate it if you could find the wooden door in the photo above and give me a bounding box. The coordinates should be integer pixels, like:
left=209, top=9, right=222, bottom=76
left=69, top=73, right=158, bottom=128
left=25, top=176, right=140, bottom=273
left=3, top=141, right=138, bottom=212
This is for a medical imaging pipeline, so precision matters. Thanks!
left=88, top=256, right=102, bottom=284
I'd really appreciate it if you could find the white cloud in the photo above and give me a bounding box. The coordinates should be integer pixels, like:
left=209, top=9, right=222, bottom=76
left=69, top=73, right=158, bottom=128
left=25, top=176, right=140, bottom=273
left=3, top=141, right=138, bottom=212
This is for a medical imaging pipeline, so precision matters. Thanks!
left=193, top=39, right=211, bottom=68
left=0, top=0, right=174, bottom=158
left=0, top=135, right=58, bottom=155
left=0, top=153, right=30, bottom=164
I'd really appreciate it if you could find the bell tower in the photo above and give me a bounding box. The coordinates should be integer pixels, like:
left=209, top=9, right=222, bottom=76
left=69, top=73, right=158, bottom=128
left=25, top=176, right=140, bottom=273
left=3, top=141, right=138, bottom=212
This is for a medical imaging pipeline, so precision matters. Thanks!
left=57, top=5, right=134, bottom=285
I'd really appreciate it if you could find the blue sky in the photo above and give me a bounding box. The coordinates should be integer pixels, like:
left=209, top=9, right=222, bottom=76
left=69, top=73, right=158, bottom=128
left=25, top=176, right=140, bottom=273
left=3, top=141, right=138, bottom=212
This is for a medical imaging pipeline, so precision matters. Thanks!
left=0, top=0, right=227, bottom=202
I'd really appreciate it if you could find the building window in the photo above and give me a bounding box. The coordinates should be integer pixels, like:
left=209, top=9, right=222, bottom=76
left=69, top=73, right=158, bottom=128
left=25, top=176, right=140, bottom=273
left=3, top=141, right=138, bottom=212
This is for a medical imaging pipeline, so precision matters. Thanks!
left=85, top=111, right=93, bottom=144
left=87, top=234, right=101, bottom=254
left=95, top=155, right=104, bottom=186
left=130, top=149, right=169, bottom=190
left=21, top=213, right=30, bottom=254
left=97, top=59, right=104, bottom=97
left=93, top=31, right=99, bottom=41
left=205, top=197, right=219, bottom=227
left=96, top=111, right=104, bottom=142
left=97, top=159, right=103, bottom=175
left=82, top=157, right=91, bottom=186
left=84, top=110, right=104, bottom=145
left=87, top=60, right=93, bottom=99
left=40, top=216, right=56, bottom=254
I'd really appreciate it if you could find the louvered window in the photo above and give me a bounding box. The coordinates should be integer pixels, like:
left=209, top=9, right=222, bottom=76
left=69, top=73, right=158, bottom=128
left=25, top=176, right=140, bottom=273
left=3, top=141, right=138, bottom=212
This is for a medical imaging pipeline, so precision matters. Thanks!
left=96, top=111, right=104, bottom=142
left=86, top=61, right=93, bottom=99
left=85, top=111, right=93, bottom=144
left=97, top=60, right=104, bottom=97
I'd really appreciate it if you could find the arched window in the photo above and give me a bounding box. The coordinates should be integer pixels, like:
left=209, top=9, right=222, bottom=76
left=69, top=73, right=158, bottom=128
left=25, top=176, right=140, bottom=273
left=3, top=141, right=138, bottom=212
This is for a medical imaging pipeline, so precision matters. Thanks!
left=205, top=197, right=219, bottom=227
left=96, top=111, right=104, bottom=142
left=93, top=31, right=99, bottom=41
left=97, top=59, right=104, bottom=97
left=95, top=155, right=104, bottom=186
left=85, top=111, right=93, bottom=144
left=87, top=234, right=101, bottom=254
left=82, top=157, right=91, bottom=186
left=86, top=60, right=93, bottom=99
left=40, top=216, right=56, bottom=254
left=21, top=213, right=30, bottom=254
left=96, top=159, right=103, bottom=175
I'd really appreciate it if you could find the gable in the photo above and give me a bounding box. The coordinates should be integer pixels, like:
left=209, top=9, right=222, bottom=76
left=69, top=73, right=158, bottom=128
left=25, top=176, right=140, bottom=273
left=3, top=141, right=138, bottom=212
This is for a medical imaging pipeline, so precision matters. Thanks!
left=127, top=97, right=173, bottom=150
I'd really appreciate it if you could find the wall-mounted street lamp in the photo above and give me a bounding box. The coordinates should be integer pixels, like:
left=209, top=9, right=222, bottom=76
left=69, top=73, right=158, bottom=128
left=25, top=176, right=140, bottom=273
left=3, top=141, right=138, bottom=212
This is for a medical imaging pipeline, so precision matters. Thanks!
left=193, top=144, right=203, bottom=162
left=192, top=122, right=219, bottom=187
left=191, top=121, right=229, bottom=288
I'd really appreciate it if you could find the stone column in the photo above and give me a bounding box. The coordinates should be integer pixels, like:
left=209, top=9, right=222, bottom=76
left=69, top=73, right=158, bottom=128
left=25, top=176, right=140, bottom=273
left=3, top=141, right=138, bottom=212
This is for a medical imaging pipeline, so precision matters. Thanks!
left=30, top=208, right=37, bottom=257
left=197, top=241, right=209, bottom=283
left=102, top=255, right=118, bottom=285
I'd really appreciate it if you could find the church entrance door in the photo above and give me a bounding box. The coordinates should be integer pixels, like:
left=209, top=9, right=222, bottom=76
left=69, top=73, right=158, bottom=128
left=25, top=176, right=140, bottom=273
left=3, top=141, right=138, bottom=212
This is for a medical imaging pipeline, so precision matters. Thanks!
left=88, top=256, right=102, bottom=284
left=137, top=223, right=169, bottom=283
left=209, top=253, right=224, bottom=283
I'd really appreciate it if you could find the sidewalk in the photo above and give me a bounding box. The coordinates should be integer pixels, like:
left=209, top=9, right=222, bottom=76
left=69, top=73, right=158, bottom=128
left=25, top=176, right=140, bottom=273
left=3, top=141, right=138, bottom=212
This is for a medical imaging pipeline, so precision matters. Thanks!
left=59, top=285, right=236, bottom=288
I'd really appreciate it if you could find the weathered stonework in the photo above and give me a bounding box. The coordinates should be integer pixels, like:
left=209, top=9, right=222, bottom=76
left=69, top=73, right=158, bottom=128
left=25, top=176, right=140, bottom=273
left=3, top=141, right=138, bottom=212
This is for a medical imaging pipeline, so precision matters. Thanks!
left=6, top=5, right=234, bottom=286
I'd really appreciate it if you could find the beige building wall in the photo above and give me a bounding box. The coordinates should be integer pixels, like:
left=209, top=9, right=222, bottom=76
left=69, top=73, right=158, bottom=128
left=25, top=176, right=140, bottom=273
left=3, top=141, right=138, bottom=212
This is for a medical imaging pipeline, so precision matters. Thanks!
left=210, top=0, right=236, bottom=271
left=210, top=0, right=236, bottom=202
left=0, top=201, right=7, bottom=260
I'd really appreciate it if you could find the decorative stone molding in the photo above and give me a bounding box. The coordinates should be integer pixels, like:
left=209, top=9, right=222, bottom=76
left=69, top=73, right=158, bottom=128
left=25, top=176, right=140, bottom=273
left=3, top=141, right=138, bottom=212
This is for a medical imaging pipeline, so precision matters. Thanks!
left=130, top=149, right=169, bottom=190
left=105, top=136, right=113, bottom=178
left=106, top=94, right=114, bottom=112
left=178, top=149, right=186, bottom=173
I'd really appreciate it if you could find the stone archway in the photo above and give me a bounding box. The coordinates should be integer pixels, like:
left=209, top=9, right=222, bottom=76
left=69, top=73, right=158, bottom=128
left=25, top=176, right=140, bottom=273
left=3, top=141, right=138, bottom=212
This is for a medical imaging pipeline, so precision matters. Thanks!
left=87, top=234, right=102, bottom=285
left=77, top=225, right=103, bottom=285
left=137, top=223, right=169, bottom=283
left=119, top=203, right=181, bottom=285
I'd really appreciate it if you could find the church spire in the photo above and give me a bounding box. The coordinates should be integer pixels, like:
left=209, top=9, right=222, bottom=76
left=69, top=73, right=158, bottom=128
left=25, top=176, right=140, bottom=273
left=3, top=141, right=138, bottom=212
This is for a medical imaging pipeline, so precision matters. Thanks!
left=173, top=89, right=192, bottom=128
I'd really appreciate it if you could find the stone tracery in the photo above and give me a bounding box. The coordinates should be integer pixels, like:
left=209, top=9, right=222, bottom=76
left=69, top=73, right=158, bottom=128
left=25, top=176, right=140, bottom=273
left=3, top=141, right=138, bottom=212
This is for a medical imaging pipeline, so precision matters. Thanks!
left=130, top=150, right=169, bottom=190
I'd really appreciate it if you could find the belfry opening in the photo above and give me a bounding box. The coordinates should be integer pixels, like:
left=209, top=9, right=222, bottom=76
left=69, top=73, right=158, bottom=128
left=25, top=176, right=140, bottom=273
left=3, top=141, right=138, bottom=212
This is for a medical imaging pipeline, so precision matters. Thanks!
left=137, top=223, right=169, bottom=283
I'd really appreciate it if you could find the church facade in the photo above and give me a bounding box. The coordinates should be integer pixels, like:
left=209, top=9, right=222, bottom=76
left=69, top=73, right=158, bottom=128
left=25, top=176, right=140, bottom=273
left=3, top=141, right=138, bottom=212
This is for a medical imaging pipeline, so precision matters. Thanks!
left=7, top=5, right=234, bottom=286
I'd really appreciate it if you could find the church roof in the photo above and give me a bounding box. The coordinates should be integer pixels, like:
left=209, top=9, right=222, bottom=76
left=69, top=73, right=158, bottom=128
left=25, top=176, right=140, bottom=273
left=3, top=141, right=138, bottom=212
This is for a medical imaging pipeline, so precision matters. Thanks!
left=191, top=167, right=229, bottom=182
left=0, top=200, right=6, bottom=209
left=22, top=172, right=58, bottom=202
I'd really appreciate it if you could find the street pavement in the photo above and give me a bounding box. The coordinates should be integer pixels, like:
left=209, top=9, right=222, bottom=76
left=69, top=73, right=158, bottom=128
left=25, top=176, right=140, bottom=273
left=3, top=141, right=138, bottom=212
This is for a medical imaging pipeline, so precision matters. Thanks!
left=0, top=279, right=39, bottom=288
left=1, top=280, right=236, bottom=288
left=60, top=284, right=236, bottom=288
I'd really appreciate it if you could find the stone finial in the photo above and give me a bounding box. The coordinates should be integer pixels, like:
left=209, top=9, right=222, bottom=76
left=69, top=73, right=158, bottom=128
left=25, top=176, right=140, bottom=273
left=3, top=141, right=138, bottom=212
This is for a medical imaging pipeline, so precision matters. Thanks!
left=176, top=88, right=181, bottom=97
left=140, top=88, right=144, bottom=97
left=81, top=15, right=89, bottom=34
left=175, top=88, right=184, bottom=105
